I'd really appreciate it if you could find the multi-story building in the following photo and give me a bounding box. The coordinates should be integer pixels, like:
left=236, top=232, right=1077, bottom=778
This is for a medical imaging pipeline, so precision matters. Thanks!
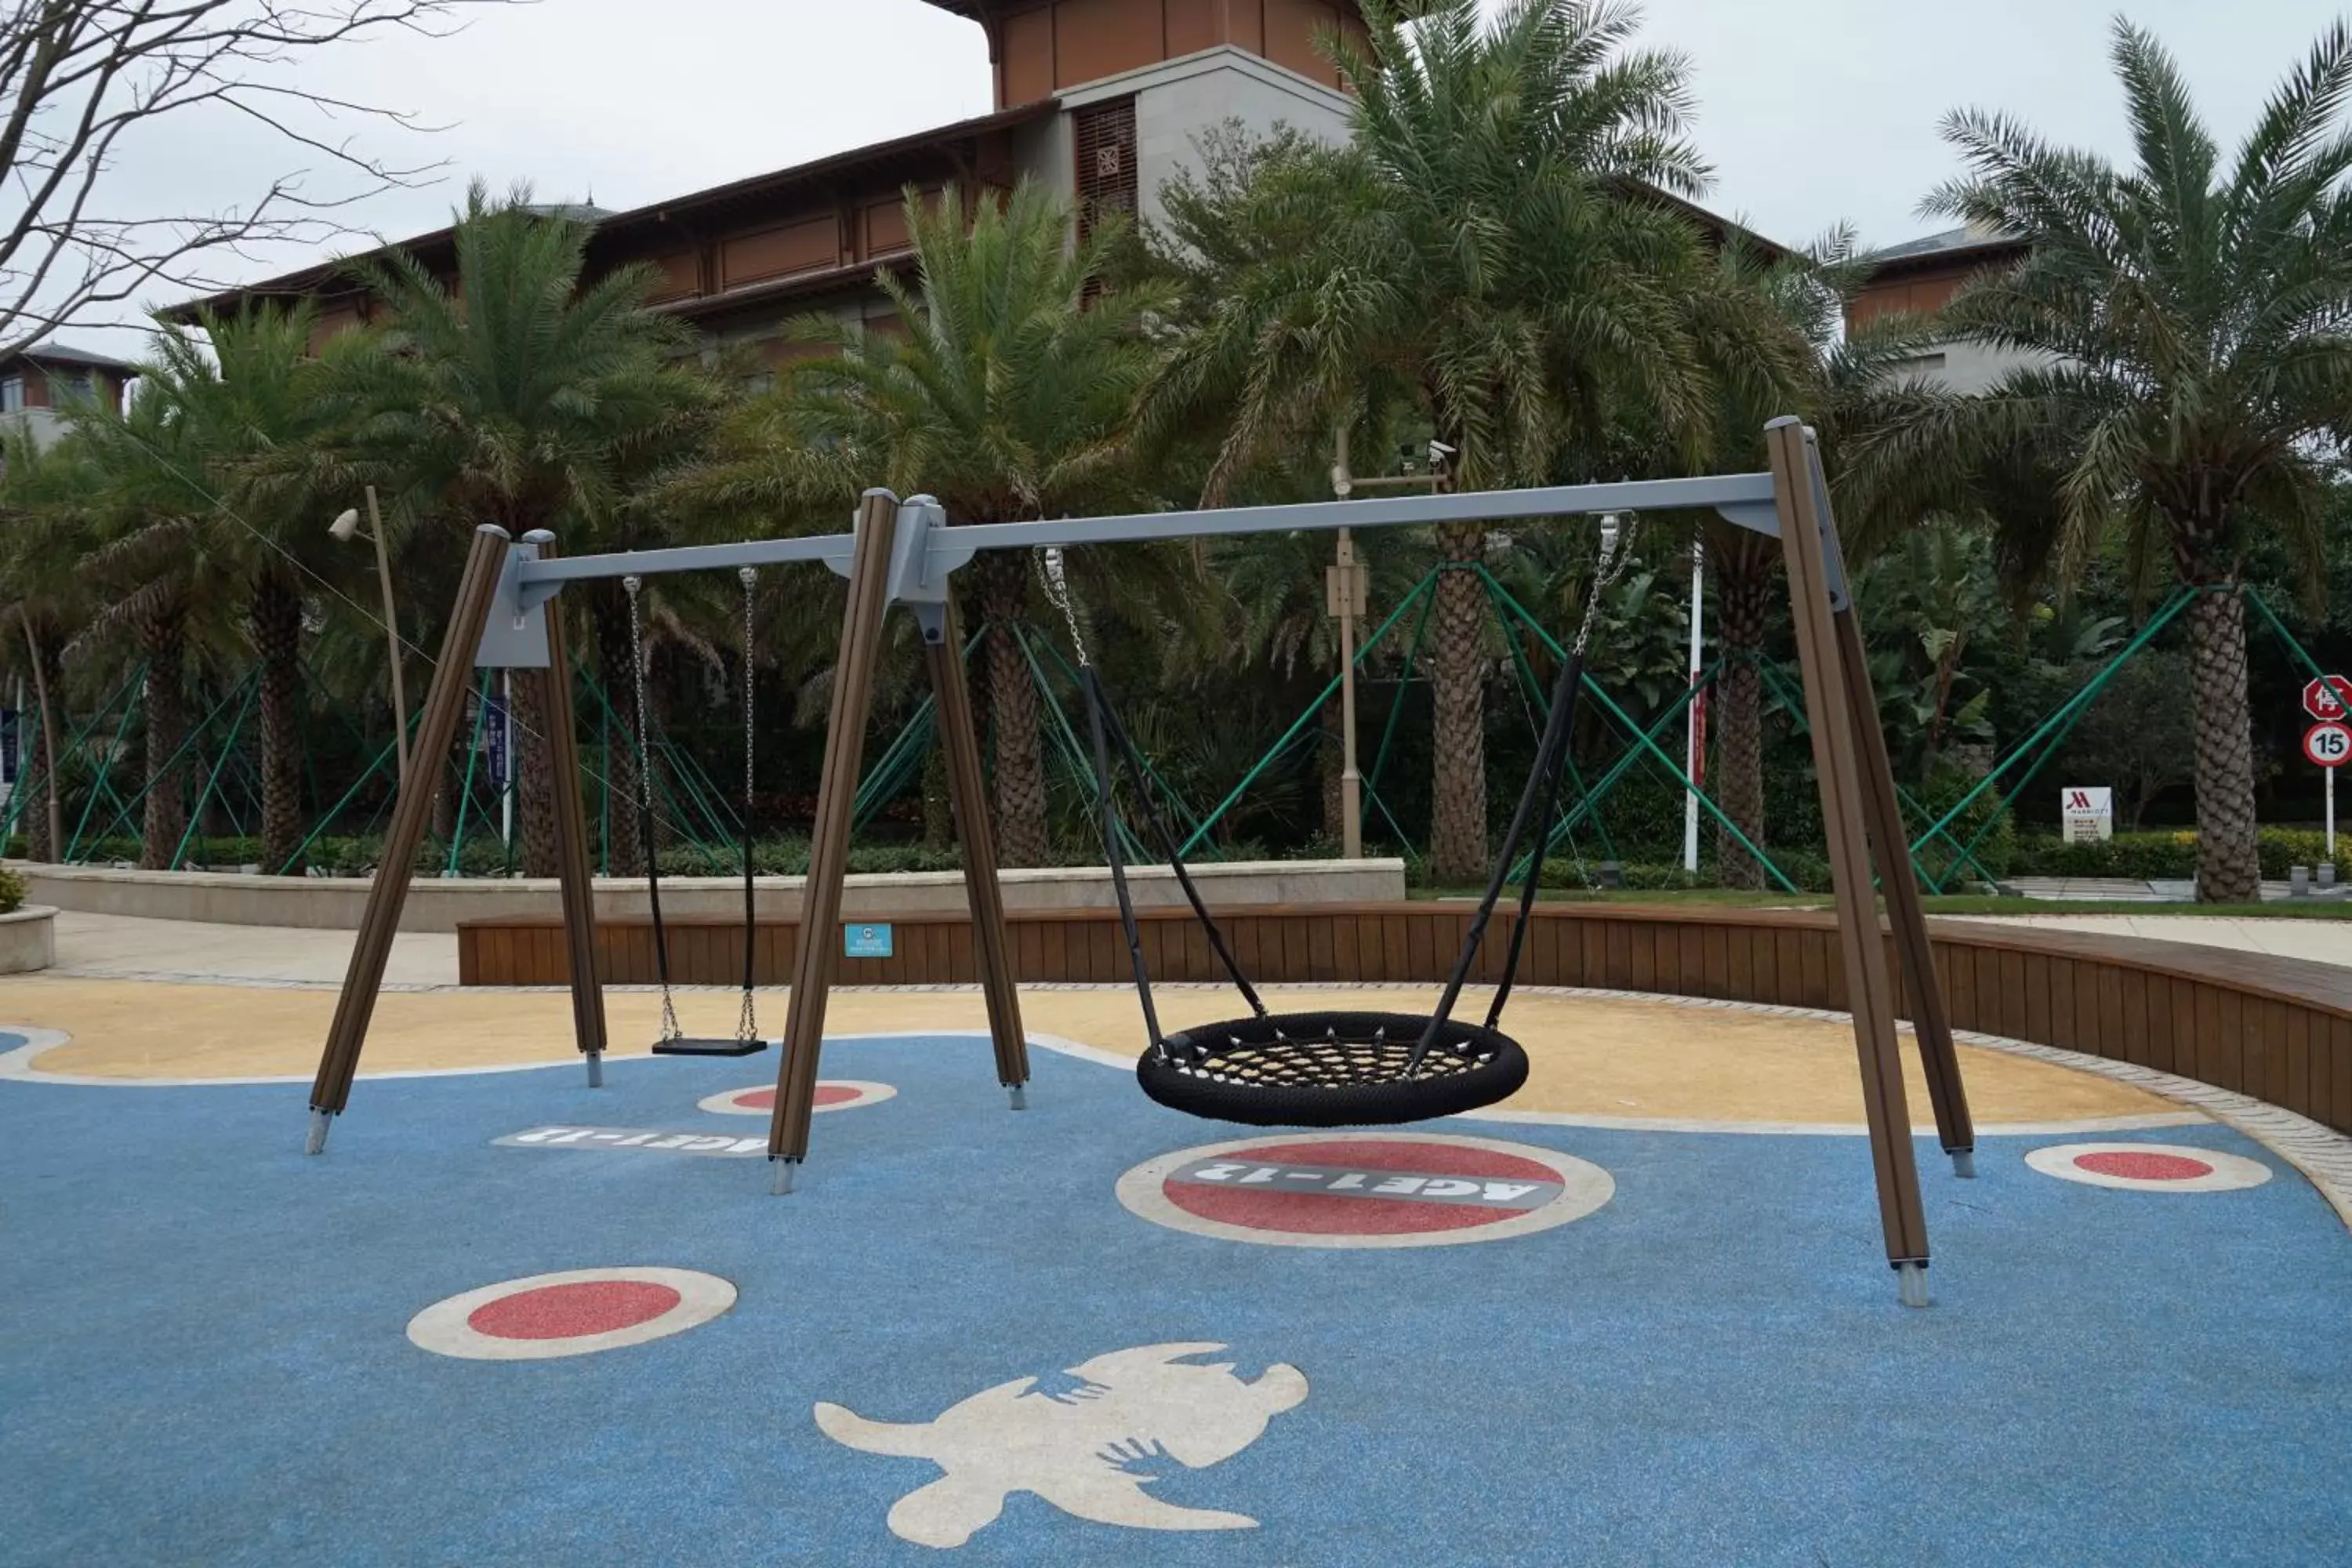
left=0, top=342, right=136, bottom=448
left=181, top=1, right=1370, bottom=379
left=184, top=2, right=1778, bottom=372
left=1846, top=221, right=2031, bottom=392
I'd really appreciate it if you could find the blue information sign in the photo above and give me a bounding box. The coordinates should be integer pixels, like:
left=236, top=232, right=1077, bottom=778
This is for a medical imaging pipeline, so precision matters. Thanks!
left=844, top=923, right=893, bottom=959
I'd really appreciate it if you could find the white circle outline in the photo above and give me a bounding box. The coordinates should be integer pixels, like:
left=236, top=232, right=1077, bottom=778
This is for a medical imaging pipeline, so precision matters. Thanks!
left=1116, top=1130, right=1614, bottom=1250
left=2024, top=1142, right=2273, bottom=1192
left=697, top=1080, right=897, bottom=1116
left=406, top=1267, right=737, bottom=1360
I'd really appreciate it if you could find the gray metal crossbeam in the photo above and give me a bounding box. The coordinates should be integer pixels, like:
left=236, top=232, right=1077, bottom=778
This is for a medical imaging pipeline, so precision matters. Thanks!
left=509, top=471, right=1779, bottom=594
left=482, top=471, right=1785, bottom=666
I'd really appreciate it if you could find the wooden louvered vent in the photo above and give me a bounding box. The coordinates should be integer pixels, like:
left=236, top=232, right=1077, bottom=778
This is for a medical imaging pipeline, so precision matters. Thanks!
left=1073, top=96, right=1138, bottom=243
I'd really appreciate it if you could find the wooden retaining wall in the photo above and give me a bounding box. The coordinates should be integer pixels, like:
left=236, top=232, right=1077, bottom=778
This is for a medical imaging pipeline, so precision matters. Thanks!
left=457, top=902, right=2352, bottom=1137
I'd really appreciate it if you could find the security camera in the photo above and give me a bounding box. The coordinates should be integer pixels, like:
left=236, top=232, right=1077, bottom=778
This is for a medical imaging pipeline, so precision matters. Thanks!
left=328, top=508, right=361, bottom=543
left=1428, top=440, right=1457, bottom=461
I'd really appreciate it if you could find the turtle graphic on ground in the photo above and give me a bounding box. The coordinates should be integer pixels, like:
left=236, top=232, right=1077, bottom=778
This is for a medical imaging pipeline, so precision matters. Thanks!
left=815, top=1341, right=1308, bottom=1548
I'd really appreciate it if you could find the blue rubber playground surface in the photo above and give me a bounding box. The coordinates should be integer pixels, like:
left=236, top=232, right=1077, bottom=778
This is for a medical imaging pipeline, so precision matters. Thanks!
left=3, top=1027, right=2348, bottom=1565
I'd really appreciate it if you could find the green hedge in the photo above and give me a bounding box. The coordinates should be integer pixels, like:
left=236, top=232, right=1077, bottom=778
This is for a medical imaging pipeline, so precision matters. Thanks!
left=1540, top=851, right=1836, bottom=895
left=2010, top=828, right=2339, bottom=880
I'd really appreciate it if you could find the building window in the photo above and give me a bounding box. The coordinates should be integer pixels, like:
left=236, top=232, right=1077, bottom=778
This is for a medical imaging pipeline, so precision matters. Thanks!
left=1073, top=96, right=1138, bottom=243
left=0, top=376, right=21, bottom=412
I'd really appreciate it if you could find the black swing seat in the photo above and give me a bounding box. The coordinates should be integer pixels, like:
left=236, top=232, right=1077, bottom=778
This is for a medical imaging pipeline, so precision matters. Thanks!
left=1136, top=1011, right=1530, bottom=1128
left=652, top=1036, right=770, bottom=1058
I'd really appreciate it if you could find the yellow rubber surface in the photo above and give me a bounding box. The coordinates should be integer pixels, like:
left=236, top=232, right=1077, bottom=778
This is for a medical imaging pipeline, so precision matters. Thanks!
left=0, top=978, right=2178, bottom=1127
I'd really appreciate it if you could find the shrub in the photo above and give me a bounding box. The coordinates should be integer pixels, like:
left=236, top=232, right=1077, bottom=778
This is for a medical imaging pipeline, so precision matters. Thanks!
left=0, top=865, right=24, bottom=914
left=1907, top=770, right=2016, bottom=884
left=2009, top=827, right=2339, bottom=883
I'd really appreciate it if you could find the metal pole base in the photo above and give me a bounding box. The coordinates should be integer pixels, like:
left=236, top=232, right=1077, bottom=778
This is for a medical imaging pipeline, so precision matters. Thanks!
left=1007, top=1083, right=1028, bottom=1111
left=585, top=1051, right=604, bottom=1089
left=305, top=1109, right=332, bottom=1156
left=1895, top=1261, right=1930, bottom=1309
left=1951, top=1149, right=1976, bottom=1179
left=770, top=1158, right=798, bottom=1196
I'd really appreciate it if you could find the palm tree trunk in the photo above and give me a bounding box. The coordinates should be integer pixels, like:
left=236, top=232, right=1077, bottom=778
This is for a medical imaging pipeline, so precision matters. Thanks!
left=20, top=616, right=60, bottom=862
left=138, top=607, right=187, bottom=870
left=1427, top=522, right=1489, bottom=884
left=2185, top=586, right=2261, bottom=902
left=973, top=551, right=1049, bottom=867
left=1714, top=541, right=1773, bottom=889
left=590, top=582, right=646, bottom=877
left=250, top=573, right=305, bottom=875
left=515, top=661, right=561, bottom=878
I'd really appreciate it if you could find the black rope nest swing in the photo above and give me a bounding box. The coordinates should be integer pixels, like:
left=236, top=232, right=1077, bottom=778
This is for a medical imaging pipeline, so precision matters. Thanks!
left=1040, top=520, right=1634, bottom=1129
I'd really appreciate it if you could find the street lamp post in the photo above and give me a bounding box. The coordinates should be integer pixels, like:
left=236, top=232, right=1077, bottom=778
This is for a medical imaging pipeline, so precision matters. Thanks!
left=331, top=486, right=409, bottom=789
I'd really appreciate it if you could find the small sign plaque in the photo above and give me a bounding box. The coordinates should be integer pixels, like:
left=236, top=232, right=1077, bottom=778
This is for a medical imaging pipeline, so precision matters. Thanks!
left=844, top=923, right=894, bottom=959
left=2060, top=786, right=2114, bottom=844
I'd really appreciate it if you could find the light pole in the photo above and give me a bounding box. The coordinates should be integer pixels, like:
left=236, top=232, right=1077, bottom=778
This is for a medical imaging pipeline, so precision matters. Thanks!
left=331, top=485, right=409, bottom=789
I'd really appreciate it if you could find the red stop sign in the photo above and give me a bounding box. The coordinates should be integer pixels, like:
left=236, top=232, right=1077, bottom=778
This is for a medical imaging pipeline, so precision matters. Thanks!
left=2303, top=676, right=2352, bottom=721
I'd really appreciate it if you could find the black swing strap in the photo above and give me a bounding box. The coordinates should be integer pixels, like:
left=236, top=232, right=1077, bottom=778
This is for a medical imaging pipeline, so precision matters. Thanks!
left=1046, top=548, right=1265, bottom=1058
left=1079, top=664, right=1166, bottom=1053
left=1485, top=644, right=1581, bottom=1029
left=625, top=575, right=682, bottom=1043
left=1410, top=516, right=1637, bottom=1068
left=1089, top=677, right=1269, bottom=1023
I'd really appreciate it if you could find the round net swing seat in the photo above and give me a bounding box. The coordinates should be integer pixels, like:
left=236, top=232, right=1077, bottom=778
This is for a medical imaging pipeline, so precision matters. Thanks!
left=1136, top=1011, right=1530, bottom=1128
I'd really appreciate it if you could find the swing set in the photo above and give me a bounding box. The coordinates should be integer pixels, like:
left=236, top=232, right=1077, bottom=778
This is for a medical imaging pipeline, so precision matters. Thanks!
left=307, top=419, right=1975, bottom=1303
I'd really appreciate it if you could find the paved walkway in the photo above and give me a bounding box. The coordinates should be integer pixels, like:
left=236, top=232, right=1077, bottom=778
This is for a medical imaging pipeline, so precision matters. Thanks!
left=51, top=911, right=458, bottom=987
left=49, top=909, right=2352, bottom=992
left=1943, top=912, right=2352, bottom=967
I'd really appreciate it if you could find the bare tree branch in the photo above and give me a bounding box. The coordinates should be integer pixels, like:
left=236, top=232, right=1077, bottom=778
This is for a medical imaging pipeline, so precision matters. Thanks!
left=0, top=0, right=517, bottom=354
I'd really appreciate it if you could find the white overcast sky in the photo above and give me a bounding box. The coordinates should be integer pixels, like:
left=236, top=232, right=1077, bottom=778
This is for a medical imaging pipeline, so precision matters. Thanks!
left=59, top=0, right=2347, bottom=355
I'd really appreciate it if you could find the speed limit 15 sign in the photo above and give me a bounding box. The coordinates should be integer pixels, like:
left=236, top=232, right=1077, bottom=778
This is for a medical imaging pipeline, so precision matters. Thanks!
left=2305, top=722, right=2352, bottom=768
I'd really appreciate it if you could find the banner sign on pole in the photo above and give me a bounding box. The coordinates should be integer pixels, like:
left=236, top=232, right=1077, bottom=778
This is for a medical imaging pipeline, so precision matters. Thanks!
left=2060, top=786, right=2113, bottom=844
left=484, top=692, right=510, bottom=791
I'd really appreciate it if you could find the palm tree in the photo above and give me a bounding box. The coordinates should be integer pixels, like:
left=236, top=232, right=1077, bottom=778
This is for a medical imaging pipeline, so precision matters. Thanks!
left=1149, top=0, right=1744, bottom=883
left=0, top=430, right=97, bottom=861
left=1846, top=18, right=2352, bottom=902
left=101, top=306, right=364, bottom=873
left=1681, top=227, right=1931, bottom=885
left=699, top=180, right=1171, bottom=867
left=336, top=183, right=713, bottom=877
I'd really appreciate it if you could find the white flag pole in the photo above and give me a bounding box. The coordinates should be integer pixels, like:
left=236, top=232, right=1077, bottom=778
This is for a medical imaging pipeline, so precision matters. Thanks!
left=1682, top=536, right=1704, bottom=875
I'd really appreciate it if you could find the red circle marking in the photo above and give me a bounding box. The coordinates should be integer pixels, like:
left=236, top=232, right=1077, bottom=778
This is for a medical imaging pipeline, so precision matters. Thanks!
left=466, top=1280, right=682, bottom=1341
left=729, top=1084, right=859, bottom=1112
left=2073, top=1149, right=2214, bottom=1181
left=1163, top=1138, right=1563, bottom=1236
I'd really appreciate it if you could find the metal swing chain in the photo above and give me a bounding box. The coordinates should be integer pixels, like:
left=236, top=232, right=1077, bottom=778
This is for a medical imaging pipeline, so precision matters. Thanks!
left=737, top=565, right=759, bottom=1045
left=625, top=575, right=682, bottom=1044
left=1573, top=514, right=1639, bottom=658
left=1039, top=546, right=1090, bottom=670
